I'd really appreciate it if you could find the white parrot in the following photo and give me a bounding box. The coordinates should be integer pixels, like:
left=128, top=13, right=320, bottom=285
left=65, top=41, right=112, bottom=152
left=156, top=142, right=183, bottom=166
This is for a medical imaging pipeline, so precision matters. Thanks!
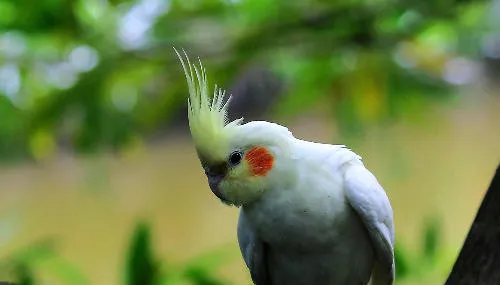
left=175, top=49, right=395, bottom=285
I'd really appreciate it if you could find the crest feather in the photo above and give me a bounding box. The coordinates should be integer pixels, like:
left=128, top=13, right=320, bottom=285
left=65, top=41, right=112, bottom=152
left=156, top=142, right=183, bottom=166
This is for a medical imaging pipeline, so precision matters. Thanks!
left=174, top=48, right=243, bottom=160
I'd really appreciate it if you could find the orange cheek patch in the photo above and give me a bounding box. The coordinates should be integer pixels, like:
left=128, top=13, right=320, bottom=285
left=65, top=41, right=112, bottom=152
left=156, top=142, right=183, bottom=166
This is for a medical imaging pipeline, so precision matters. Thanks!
left=245, top=147, right=274, bottom=176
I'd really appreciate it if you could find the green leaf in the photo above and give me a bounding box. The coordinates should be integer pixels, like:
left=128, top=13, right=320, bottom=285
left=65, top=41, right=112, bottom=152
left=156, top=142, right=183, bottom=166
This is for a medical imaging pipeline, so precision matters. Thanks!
left=0, top=0, right=17, bottom=25
left=15, top=264, right=35, bottom=285
left=125, top=221, right=159, bottom=285
left=394, top=243, right=411, bottom=279
left=184, top=267, right=230, bottom=285
left=37, top=256, right=88, bottom=285
left=422, top=216, right=441, bottom=262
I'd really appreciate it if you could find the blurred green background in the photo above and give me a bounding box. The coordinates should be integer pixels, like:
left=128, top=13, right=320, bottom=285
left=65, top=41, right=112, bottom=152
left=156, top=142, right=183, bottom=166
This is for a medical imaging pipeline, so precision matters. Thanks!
left=0, top=0, right=499, bottom=284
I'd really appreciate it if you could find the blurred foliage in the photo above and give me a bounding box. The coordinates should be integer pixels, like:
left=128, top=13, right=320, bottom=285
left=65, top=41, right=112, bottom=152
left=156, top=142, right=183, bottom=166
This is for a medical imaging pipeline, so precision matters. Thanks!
left=0, top=220, right=235, bottom=285
left=125, top=221, right=160, bottom=285
left=15, top=265, right=35, bottom=285
left=0, top=217, right=459, bottom=284
left=423, top=217, right=440, bottom=262
left=394, top=216, right=459, bottom=284
left=0, top=0, right=496, bottom=163
left=0, top=238, right=88, bottom=285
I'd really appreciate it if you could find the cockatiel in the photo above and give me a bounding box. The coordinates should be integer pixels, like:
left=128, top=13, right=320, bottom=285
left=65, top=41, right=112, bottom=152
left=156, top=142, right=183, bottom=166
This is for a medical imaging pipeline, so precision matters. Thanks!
left=175, top=49, right=395, bottom=285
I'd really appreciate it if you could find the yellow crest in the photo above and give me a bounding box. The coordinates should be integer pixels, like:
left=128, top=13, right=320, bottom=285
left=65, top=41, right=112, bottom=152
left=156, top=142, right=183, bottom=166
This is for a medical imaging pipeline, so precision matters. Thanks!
left=174, top=48, right=243, bottom=161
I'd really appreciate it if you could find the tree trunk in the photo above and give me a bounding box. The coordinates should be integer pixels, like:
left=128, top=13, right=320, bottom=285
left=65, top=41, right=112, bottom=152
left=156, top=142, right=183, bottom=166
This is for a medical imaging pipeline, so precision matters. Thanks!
left=445, top=163, right=500, bottom=284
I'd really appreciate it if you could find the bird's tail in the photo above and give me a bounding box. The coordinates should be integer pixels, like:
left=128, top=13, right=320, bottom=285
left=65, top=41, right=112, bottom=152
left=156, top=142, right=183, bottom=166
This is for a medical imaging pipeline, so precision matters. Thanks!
left=369, top=261, right=395, bottom=285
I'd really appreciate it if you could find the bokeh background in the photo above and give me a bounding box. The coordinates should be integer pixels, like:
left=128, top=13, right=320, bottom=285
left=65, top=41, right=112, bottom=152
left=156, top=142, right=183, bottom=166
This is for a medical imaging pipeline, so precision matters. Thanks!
left=0, top=0, right=499, bottom=284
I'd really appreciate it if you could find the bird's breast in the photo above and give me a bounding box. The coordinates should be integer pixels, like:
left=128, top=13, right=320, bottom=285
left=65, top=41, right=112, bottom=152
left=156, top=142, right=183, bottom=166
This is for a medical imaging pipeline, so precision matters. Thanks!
left=244, top=179, right=359, bottom=250
left=243, top=181, right=375, bottom=284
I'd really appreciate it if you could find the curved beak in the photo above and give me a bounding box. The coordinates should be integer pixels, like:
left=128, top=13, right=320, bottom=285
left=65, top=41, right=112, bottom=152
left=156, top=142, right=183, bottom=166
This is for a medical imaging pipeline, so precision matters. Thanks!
left=203, top=163, right=230, bottom=203
left=207, top=174, right=229, bottom=202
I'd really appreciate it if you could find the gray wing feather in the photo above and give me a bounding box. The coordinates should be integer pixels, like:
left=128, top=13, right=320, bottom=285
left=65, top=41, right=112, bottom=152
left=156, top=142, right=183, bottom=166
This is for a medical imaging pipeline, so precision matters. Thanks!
left=237, top=209, right=271, bottom=285
left=343, top=163, right=395, bottom=285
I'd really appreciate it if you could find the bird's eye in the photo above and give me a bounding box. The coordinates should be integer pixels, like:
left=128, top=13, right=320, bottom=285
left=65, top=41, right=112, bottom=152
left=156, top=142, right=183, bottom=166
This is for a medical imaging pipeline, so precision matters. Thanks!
left=228, top=151, right=243, bottom=167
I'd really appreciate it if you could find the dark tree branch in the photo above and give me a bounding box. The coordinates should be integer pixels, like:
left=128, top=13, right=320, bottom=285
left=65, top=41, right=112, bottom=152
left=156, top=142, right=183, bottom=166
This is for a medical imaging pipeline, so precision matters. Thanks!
left=445, top=163, right=500, bottom=284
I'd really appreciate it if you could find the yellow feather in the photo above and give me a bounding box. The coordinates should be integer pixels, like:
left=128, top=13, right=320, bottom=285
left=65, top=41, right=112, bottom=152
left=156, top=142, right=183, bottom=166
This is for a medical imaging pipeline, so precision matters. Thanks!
left=174, top=48, right=243, bottom=161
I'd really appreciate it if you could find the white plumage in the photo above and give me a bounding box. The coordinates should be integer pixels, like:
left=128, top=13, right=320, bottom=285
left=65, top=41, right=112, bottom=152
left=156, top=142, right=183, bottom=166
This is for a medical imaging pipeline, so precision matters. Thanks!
left=238, top=137, right=395, bottom=285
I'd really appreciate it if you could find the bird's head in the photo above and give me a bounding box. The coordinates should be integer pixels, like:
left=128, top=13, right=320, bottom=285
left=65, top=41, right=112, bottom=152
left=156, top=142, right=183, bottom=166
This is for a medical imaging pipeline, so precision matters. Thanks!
left=175, top=49, right=294, bottom=207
